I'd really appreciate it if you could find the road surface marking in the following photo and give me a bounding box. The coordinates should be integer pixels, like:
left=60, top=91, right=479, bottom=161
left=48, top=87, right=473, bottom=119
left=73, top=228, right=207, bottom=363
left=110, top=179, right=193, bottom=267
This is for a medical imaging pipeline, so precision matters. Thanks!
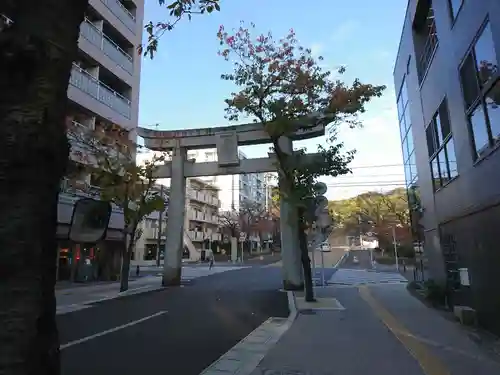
left=60, top=311, right=167, bottom=350
left=359, top=286, right=450, bottom=375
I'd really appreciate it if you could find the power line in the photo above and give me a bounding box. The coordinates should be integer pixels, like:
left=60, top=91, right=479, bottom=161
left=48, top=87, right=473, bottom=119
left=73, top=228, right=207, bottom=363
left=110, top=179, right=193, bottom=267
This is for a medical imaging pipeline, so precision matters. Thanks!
left=160, top=182, right=408, bottom=193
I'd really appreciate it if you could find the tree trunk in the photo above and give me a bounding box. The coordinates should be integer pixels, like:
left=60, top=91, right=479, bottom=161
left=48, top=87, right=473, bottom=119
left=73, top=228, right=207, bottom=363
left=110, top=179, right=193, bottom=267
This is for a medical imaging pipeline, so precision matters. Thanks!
left=297, top=208, right=315, bottom=302
left=119, top=232, right=132, bottom=292
left=0, top=1, right=88, bottom=374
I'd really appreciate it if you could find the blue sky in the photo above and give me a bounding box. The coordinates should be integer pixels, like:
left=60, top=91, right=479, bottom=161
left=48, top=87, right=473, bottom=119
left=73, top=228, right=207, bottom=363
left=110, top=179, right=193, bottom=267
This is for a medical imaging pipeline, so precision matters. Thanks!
left=138, top=0, right=408, bottom=200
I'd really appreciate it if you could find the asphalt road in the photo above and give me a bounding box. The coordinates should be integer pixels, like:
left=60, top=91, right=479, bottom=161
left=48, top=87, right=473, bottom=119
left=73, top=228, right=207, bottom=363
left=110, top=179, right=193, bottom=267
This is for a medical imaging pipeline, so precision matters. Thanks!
left=135, top=253, right=283, bottom=277
left=58, top=265, right=289, bottom=375
left=341, top=249, right=374, bottom=270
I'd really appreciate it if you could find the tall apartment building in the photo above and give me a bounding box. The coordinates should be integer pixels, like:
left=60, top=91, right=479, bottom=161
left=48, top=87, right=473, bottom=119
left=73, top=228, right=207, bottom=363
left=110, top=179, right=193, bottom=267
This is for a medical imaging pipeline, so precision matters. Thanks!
left=184, top=149, right=273, bottom=249
left=185, top=149, right=270, bottom=212
left=394, top=0, right=500, bottom=333
left=57, top=0, right=144, bottom=281
left=185, top=178, right=221, bottom=252
left=238, top=151, right=267, bottom=209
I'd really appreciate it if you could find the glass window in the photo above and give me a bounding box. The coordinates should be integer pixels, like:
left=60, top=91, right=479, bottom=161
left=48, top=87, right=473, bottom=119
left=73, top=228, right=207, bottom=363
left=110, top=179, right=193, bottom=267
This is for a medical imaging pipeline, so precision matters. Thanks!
left=402, top=136, right=409, bottom=163
left=401, top=79, right=408, bottom=108
left=404, top=107, right=412, bottom=130
left=431, top=156, right=441, bottom=190
left=445, top=139, right=458, bottom=179
left=404, top=162, right=412, bottom=184
left=474, top=23, right=498, bottom=86
left=469, top=103, right=490, bottom=156
left=399, top=116, right=407, bottom=142
left=397, top=95, right=404, bottom=120
left=426, top=124, right=437, bottom=156
left=438, top=101, right=451, bottom=140
left=460, top=54, right=480, bottom=109
left=406, top=126, right=414, bottom=155
left=438, top=148, right=448, bottom=184
left=409, top=151, right=416, bottom=172
left=434, top=114, right=444, bottom=146
left=484, top=80, right=500, bottom=143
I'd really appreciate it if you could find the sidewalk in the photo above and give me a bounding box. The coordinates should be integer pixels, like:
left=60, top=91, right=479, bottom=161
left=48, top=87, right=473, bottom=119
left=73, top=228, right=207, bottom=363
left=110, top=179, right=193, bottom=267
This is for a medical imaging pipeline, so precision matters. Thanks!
left=201, top=280, right=500, bottom=374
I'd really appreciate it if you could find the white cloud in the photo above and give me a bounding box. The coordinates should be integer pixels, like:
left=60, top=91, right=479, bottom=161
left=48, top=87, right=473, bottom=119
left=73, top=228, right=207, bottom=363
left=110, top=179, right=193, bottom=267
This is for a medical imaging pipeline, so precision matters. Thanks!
left=330, top=20, right=359, bottom=43
left=310, top=43, right=324, bottom=58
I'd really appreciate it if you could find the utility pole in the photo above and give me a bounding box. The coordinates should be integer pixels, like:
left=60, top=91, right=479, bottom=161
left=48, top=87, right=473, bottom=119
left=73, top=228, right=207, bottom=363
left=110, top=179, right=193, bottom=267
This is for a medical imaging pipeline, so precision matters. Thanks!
left=231, top=175, right=235, bottom=211
left=156, top=184, right=164, bottom=267
left=358, top=215, right=362, bottom=248
left=392, top=225, right=399, bottom=270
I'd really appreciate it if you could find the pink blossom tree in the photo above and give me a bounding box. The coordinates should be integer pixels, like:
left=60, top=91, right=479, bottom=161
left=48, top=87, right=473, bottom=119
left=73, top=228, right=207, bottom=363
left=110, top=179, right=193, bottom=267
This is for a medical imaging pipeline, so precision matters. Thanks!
left=217, top=23, right=385, bottom=300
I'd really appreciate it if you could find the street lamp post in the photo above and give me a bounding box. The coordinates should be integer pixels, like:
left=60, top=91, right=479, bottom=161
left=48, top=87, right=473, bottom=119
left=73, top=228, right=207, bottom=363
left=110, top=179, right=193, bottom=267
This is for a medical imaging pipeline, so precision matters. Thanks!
left=391, top=224, right=403, bottom=271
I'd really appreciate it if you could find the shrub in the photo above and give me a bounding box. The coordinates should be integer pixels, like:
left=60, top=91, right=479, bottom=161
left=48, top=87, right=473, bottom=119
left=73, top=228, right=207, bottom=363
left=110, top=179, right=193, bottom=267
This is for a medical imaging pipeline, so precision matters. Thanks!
left=422, top=279, right=446, bottom=306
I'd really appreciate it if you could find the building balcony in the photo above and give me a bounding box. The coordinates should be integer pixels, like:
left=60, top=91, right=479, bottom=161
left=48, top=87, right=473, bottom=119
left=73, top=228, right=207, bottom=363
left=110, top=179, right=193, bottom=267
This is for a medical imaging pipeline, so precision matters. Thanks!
left=187, top=189, right=220, bottom=207
left=187, top=231, right=221, bottom=242
left=187, top=209, right=219, bottom=224
left=143, top=227, right=166, bottom=240
left=80, top=19, right=133, bottom=74
left=100, top=0, right=136, bottom=34
left=69, top=64, right=131, bottom=119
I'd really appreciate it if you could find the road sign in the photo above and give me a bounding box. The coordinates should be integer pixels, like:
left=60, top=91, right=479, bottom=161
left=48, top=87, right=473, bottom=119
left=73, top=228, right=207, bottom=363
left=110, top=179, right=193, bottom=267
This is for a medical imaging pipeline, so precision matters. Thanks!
left=313, top=182, right=327, bottom=195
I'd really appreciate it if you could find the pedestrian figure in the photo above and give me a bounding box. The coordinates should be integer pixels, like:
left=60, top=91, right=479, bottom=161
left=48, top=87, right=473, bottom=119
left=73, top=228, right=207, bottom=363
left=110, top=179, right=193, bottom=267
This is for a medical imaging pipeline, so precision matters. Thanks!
left=136, top=265, right=140, bottom=277
left=208, top=250, right=214, bottom=270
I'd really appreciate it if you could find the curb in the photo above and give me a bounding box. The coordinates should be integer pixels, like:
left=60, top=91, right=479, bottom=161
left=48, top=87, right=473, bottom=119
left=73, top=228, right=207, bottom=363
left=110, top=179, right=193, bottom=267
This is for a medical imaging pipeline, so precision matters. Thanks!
left=333, top=251, right=349, bottom=269
left=198, top=291, right=298, bottom=375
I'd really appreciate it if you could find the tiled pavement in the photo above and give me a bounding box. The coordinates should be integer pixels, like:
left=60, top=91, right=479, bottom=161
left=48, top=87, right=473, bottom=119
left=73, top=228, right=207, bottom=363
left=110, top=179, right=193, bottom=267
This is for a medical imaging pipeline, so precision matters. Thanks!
left=198, top=275, right=500, bottom=375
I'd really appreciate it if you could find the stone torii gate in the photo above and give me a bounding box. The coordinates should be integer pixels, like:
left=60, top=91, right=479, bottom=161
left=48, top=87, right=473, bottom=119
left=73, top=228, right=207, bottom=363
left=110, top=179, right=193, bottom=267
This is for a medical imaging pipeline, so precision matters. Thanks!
left=137, top=119, right=326, bottom=289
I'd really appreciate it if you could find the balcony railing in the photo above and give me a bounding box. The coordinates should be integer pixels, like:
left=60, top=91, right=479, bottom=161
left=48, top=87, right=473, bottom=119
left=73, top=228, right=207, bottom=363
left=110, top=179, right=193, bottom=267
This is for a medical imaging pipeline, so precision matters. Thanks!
left=69, top=64, right=131, bottom=119
left=60, top=178, right=101, bottom=198
left=187, top=231, right=221, bottom=242
left=187, top=189, right=220, bottom=207
left=100, top=0, right=136, bottom=34
left=80, top=19, right=133, bottom=74
left=188, top=210, right=219, bottom=224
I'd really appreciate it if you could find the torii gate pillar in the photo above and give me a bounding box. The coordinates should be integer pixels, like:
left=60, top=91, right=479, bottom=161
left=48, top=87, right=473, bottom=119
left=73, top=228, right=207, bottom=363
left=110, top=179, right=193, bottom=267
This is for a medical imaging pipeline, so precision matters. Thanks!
left=162, top=145, right=187, bottom=286
left=278, top=137, right=304, bottom=290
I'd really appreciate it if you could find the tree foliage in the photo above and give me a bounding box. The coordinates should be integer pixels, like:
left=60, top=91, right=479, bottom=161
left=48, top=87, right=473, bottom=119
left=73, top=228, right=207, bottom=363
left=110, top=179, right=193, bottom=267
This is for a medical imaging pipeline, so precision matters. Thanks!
left=217, top=23, right=385, bottom=204
left=67, top=122, right=167, bottom=290
left=142, top=0, right=221, bottom=58
left=218, top=210, right=240, bottom=238
left=328, top=188, right=412, bottom=247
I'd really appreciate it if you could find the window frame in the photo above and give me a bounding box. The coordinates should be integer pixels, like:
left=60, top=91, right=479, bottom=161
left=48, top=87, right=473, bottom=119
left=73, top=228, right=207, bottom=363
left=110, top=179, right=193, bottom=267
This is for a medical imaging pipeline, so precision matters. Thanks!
left=397, top=76, right=417, bottom=188
left=415, top=2, right=439, bottom=82
left=427, top=99, right=458, bottom=192
left=459, top=18, right=500, bottom=161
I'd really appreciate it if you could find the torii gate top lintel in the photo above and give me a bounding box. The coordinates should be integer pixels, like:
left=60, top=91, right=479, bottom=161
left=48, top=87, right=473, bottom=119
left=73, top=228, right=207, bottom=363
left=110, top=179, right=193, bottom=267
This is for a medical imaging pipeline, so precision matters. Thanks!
left=137, top=120, right=325, bottom=151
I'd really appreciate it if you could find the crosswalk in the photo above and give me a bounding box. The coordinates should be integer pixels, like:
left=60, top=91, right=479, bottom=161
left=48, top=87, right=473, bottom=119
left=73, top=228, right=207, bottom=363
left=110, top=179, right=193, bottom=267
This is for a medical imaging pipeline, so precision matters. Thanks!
left=327, top=269, right=408, bottom=286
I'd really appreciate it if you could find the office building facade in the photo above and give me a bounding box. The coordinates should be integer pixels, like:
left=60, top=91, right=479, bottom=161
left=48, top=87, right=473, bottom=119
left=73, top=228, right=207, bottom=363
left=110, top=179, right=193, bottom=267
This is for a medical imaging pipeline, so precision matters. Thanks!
left=57, top=0, right=144, bottom=281
left=394, top=0, right=500, bottom=333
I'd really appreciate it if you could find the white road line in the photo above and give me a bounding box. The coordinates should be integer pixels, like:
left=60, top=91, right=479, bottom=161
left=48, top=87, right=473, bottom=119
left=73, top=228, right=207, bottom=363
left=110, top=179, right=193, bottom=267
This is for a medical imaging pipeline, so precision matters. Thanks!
left=60, top=311, right=167, bottom=350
